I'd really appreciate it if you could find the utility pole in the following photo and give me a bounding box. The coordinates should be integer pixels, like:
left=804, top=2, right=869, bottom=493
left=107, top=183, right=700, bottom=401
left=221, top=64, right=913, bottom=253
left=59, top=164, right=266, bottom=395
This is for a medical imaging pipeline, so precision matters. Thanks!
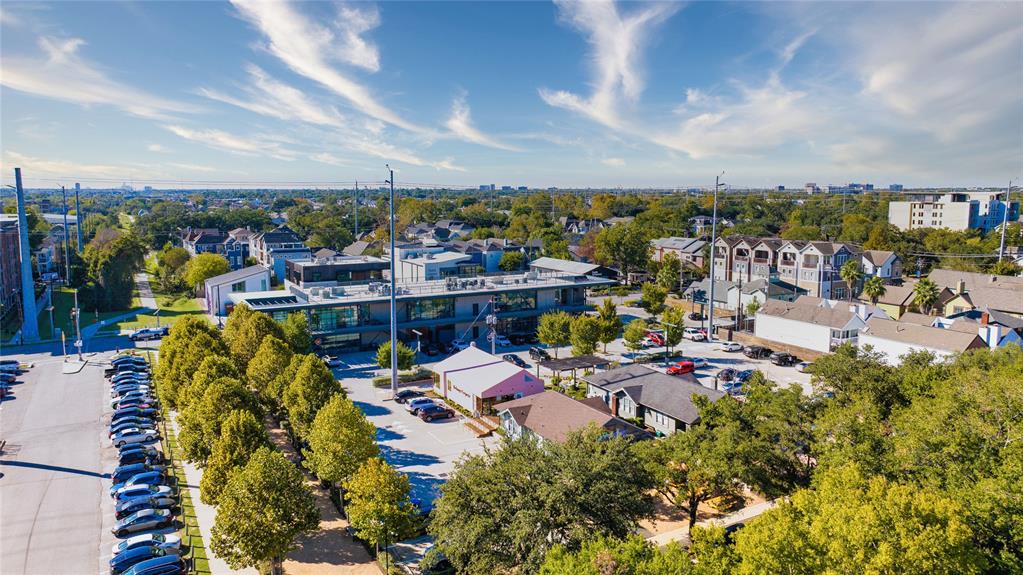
left=386, top=166, right=398, bottom=397
left=74, top=183, right=84, bottom=251
left=61, top=185, right=71, bottom=285
left=354, top=180, right=359, bottom=239
left=487, top=296, right=497, bottom=355
left=13, top=167, right=40, bottom=343
left=998, top=180, right=1013, bottom=261
left=707, top=172, right=724, bottom=343
left=73, top=288, right=83, bottom=361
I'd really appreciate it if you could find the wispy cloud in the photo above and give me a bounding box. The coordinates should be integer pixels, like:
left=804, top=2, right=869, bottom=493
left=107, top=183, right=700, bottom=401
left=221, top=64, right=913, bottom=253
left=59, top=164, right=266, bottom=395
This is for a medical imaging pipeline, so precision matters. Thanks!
left=147, top=144, right=168, bottom=153
left=1, top=36, right=196, bottom=120
left=166, top=162, right=217, bottom=173
left=309, top=152, right=350, bottom=167
left=164, top=125, right=298, bottom=161
left=335, top=3, right=381, bottom=72
left=230, top=0, right=426, bottom=133
left=198, top=64, right=346, bottom=128
left=445, top=92, right=521, bottom=151
left=539, top=0, right=678, bottom=128
left=601, top=157, right=625, bottom=167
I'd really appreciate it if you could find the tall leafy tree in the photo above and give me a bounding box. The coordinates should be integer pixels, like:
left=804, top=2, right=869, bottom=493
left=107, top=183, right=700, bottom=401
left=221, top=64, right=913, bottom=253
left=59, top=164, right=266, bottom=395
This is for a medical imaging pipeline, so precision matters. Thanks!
left=303, top=394, right=379, bottom=491
left=537, top=311, right=572, bottom=358
left=222, top=303, right=254, bottom=347
left=639, top=283, right=668, bottom=320
left=282, top=312, right=312, bottom=354
left=569, top=315, right=601, bottom=356
left=200, top=410, right=271, bottom=505
left=211, top=447, right=320, bottom=573
left=246, top=335, right=295, bottom=409
left=283, top=354, right=343, bottom=439
left=376, top=340, right=416, bottom=371
left=82, top=231, right=146, bottom=310
left=656, top=252, right=683, bottom=292
left=839, top=260, right=863, bottom=301
left=594, top=222, right=649, bottom=282
left=184, top=253, right=231, bottom=292
left=596, top=298, right=621, bottom=352
left=178, top=354, right=239, bottom=410
left=178, top=376, right=262, bottom=465
left=862, top=276, right=887, bottom=304
left=430, top=429, right=654, bottom=575
left=344, top=458, right=419, bottom=555
left=498, top=251, right=526, bottom=271
left=912, top=277, right=940, bottom=314
left=623, top=319, right=648, bottom=352
left=661, top=305, right=685, bottom=356
left=229, top=311, right=286, bottom=372
left=154, top=317, right=227, bottom=409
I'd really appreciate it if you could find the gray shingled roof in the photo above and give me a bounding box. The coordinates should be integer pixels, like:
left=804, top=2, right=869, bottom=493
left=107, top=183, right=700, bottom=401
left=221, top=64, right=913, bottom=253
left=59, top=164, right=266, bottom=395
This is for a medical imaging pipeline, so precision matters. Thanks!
left=494, top=391, right=647, bottom=443
left=862, top=317, right=985, bottom=353
left=759, top=298, right=859, bottom=329
left=862, top=250, right=896, bottom=267
left=583, top=364, right=724, bottom=425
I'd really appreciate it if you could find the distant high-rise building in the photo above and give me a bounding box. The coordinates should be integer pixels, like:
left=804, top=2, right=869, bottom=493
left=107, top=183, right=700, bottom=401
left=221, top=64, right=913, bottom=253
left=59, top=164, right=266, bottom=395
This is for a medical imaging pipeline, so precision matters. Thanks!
left=517, top=186, right=528, bottom=191
left=501, top=185, right=513, bottom=191
left=864, top=184, right=874, bottom=191
left=804, top=183, right=819, bottom=194
left=888, top=191, right=1019, bottom=232
left=776, top=185, right=785, bottom=191
left=889, top=184, right=904, bottom=192
left=479, top=184, right=496, bottom=191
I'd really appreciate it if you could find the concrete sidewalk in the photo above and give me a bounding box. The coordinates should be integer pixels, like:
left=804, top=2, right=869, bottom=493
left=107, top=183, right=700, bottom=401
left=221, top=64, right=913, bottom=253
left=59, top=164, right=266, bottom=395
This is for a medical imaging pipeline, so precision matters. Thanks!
left=135, top=272, right=158, bottom=309
left=646, top=499, right=778, bottom=547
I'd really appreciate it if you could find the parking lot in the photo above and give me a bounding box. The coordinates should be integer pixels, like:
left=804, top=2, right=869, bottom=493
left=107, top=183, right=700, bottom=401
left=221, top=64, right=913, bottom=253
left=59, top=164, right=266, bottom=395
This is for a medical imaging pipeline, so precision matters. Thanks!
left=337, top=354, right=500, bottom=508
left=0, top=349, right=119, bottom=575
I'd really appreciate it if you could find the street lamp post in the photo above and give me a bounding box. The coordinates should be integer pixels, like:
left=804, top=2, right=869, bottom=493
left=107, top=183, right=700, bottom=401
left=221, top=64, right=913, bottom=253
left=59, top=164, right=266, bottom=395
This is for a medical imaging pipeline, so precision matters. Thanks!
left=386, top=165, right=398, bottom=397
left=707, top=172, right=725, bottom=344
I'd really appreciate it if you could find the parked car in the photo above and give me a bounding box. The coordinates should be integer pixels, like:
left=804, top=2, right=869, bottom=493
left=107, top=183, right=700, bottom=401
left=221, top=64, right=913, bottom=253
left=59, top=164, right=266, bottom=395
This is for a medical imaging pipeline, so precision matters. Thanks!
left=684, top=357, right=709, bottom=368
left=735, top=369, right=756, bottom=383
left=392, top=389, right=423, bottom=404
left=493, top=335, right=512, bottom=347
left=111, top=471, right=169, bottom=496
left=418, top=404, right=456, bottom=422
left=502, top=354, right=527, bottom=368
left=796, top=361, right=814, bottom=373
left=666, top=361, right=696, bottom=376
left=769, top=352, right=797, bottom=366
left=112, top=509, right=173, bottom=538
left=111, top=545, right=177, bottom=574
left=405, top=397, right=437, bottom=415
left=112, top=385, right=152, bottom=398
left=644, top=331, right=665, bottom=346
left=111, top=428, right=159, bottom=448
left=722, top=381, right=745, bottom=396
left=119, top=554, right=185, bottom=575
left=743, top=345, right=772, bottom=359
left=683, top=327, right=706, bottom=341
left=115, top=496, right=178, bottom=520
left=321, top=355, right=347, bottom=369
left=0, top=363, right=22, bottom=373
left=113, top=407, right=158, bottom=422
left=528, top=347, right=551, bottom=361
left=114, top=484, right=174, bottom=503
left=118, top=449, right=161, bottom=467
left=716, top=368, right=737, bottom=382
left=111, top=392, right=156, bottom=408
left=112, top=463, right=165, bottom=483
left=423, top=343, right=441, bottom=357
left=0, top=372, right=18, bottom=383
left=111, top=417, right=156, bottom=432
left=129, top=327, right=169, bottom=342
left=719, top=341, right=743, bottom=352
left=112, top=533, right=182, bottom=557
left=450, top=339, right=470, bottom=351
left=0, top=359, right=20, bottom=367
left=688, top=312, right=705, bottom=321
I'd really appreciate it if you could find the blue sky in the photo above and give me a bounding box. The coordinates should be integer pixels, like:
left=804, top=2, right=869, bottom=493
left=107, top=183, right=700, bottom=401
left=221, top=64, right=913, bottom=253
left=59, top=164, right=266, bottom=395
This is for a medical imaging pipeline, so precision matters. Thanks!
left=2, top=1, right=1021, bottom=189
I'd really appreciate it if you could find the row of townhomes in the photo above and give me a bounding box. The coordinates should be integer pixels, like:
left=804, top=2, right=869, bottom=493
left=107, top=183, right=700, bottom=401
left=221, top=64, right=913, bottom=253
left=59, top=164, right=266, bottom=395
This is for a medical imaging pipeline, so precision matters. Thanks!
left=752, top=269, right=1023, bottom=365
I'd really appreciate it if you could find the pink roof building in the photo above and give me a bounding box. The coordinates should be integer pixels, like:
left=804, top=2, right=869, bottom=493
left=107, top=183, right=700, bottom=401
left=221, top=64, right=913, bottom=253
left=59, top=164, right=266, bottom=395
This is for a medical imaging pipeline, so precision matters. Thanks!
left=431, top=345, right=545, bottom=415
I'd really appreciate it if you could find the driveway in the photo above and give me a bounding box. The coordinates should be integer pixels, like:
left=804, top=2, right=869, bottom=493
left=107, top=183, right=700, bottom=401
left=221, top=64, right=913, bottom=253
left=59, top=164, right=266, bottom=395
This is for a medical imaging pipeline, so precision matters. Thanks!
left=338, top=353, right=500, bottom=507
left=0, top=349, right=118, bottom=575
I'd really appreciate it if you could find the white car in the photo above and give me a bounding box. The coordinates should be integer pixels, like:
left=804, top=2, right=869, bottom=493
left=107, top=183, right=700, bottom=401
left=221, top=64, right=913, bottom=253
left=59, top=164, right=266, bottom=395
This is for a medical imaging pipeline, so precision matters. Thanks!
left=322, top=356, right=347, bottom=369
left=405, top=397, right=436, bottom=414
left=685, top=357, right=709, bottom=368
left=111, top=393, right=156, bottom=409
left=796, top=361, right=814, bottom=373
left=450, top=339, right=470, bottom=351
left=111, top=428, right=159, bottom=448
left=720, top=342, right=743, bottom=352
left=112, top=533, right=182, bottom=556
left=683, top=328, right=706, bottom=341
left=493, top=335, right=512, bottom=347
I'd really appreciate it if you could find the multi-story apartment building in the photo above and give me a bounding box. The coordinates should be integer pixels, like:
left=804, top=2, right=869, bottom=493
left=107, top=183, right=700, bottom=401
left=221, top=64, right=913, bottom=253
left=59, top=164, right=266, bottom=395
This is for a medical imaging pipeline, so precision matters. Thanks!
left=249, top=225, right=311, bottom=282
left=650, top=237, right=707, bottom=270
left=888, top=190, right=1019, bottom=232
left=777, top=241, right=859, bottom=299
left=285, top=255, right=388, bottom=289
left=227, top=263, right=614, bottom=353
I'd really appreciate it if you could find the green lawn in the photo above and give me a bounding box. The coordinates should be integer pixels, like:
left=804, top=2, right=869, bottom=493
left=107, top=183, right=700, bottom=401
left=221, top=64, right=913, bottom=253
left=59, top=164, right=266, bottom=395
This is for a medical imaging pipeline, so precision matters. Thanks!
left=36, top=287, right=138, bottom=340
left=100, top=292, right=204, bottom=333
left=160, top=411, right=212, bottom=575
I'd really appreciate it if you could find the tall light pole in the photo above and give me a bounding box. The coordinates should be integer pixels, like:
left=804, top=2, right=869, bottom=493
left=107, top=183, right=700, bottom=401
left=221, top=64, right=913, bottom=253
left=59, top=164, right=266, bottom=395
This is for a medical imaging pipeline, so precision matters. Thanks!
left=354, top=180, right=359, bottom=239
left=385, top=165, right=398, bottom=397
left=61, top=185, right=71, bottom=285
left=998, top=180, right=1014, bottom=261
left=706, top=172, right=724, bottom=343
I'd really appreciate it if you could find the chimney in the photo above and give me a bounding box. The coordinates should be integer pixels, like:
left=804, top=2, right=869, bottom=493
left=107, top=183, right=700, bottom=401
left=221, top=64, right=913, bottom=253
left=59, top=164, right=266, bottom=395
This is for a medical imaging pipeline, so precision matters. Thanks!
left=956, top=279, right=966, bottom=294
left=981, top=311, right=989, bottom=325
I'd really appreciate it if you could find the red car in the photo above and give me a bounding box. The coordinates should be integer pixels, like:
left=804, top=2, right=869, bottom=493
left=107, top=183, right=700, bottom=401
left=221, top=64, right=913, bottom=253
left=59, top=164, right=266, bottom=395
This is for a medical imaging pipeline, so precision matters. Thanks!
left=666, top=361, right=695, bottom=375
left=645, top=331, right=666, bottom=346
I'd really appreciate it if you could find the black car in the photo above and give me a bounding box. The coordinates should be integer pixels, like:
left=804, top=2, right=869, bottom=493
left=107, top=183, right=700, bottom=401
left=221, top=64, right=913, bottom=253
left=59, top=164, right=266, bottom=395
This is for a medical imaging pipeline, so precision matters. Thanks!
left=743, top=345, right=773, bottom=359
left=502, top=354, right=527, bottom=368
left=688, top=312, right=705, bottom=321
left=769, top=351, right=796, bottom=366
left=528, top=347, right=551, bottom=361
left=422, top=343, right=441, bottom=357
left=393, top=389, right=424, bottom=404
left=716, top=368, right=737, bottom=382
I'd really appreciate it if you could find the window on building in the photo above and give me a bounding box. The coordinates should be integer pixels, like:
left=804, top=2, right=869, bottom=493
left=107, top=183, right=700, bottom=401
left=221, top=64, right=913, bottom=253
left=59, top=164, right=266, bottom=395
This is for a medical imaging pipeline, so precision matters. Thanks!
left=407, top=298, right=454, bottom=322
left=496, top=291, right=537, bottom=312
left=231, top=281, right=246, bottom=292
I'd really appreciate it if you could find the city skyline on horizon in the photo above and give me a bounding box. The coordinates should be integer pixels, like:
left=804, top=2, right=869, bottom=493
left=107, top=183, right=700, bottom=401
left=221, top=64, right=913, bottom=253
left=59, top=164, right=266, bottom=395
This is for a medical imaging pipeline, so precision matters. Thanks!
left=2, top=1, right=1022, bottom=189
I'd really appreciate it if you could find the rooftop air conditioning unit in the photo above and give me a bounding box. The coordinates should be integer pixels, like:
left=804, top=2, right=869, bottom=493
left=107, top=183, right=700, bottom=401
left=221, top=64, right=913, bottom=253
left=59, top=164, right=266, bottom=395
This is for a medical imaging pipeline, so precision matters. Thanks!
left=310, top=287, right=322, bottom=297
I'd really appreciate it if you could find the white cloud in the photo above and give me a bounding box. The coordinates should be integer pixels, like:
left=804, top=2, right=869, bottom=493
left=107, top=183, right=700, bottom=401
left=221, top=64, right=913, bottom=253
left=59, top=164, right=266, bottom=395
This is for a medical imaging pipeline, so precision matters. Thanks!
left=166, top=162, right=217, bottom=173
left=164, top=125, right=298, bottom=161
left=445, top=93, right=521, bottom=151
left=310, top=152, right=350, bottom=167
left=1, top=36, right=196, bottom=120
left=4, top=150, right=137, bottom=179
left=230, top=0, right=426, bottom=133
left=601, top=157, right=625, bottom=167
left=199, top=64, right=347, bottom=128
left=147, top=144, right=167, bottom=153
left=335, top=3, right=381, bottom=72
left=539, top=0, right=678, bottom=128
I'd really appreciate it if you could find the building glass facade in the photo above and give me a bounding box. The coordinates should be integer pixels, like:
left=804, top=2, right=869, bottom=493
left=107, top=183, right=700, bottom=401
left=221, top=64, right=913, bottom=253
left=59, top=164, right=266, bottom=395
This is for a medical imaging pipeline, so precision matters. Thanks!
left=496, top=291, right=537, bottom=312
left=308, top=304, right=370, bottom=332
left=407, top=298, right=455, bottom=322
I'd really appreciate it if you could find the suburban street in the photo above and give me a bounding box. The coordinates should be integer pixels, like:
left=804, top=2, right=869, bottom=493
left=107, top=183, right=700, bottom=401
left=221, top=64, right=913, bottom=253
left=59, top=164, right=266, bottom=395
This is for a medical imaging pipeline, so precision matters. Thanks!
left=0, top=348, right=119, bottom=575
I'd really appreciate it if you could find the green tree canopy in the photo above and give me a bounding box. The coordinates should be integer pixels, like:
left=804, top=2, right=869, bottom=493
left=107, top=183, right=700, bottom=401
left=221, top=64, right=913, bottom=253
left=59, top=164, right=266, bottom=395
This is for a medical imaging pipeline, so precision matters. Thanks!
left=303, top=394, right=379, bottom=487
left=862, top=276, right=887, bottom=304
left=661, top=305, right=685, bottom=355
left=245, top=334, right=295, bottom=410
left=656, top=252, right=683, bottom=292
left=82, top=231, right=146, bottom=310
left=596, top=298, right=621, bottom=352
left=623, top=319, right=648, bottom=351
left=211, top=447, right=320, bottom=571
left=569, top=314, right=601, bottom=356
left=229, top=310, right=286, bottom=372
left=639, top=283, right=668, bottom=319
left=430, top=428, right=655, bottom=575
left=283, top=354, right=343, bottom=439
left=178, top=354, right=240, bottom=410
left=376, top=340, right=416, bottom=371
left=178, top=376, right=262, bottom=465
left=912, top=278, right=940, bottom=313
left=537, top=311, right=572, bottom=358
left=153, top=317, right=227, bottom=409
left=839, top=260, right=863, bottom=301
left=498, top=251, right=526, bottom=272
left=282, top=311, right=312, bottom=354
left=185, top=253, right=231, bottom=290
left=344, top=457, right=419, bottom=552
left=199, top=409, right=271, bottom=505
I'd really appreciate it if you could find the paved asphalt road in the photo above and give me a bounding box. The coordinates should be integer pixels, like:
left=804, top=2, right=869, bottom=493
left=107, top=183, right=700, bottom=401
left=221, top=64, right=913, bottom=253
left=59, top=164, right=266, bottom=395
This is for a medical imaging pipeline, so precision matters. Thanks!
left=1, top=343, right=128, bottom=575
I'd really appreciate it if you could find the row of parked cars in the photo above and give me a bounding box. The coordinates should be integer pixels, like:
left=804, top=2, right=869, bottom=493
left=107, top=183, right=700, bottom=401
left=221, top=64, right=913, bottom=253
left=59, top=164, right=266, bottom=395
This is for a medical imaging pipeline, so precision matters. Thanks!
left=660, top=340, right=815, bottom=398
left=105, top=354, right=187, bottom=575
left=392, top=389, right=458, bottom=422
left=1, top=359, right=25, bottom=400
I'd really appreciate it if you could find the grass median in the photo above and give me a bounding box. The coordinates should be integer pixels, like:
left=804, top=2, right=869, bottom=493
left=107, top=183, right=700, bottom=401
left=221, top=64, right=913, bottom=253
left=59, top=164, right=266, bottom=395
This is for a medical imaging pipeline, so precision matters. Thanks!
left=160, top=411, right=212, bottom=575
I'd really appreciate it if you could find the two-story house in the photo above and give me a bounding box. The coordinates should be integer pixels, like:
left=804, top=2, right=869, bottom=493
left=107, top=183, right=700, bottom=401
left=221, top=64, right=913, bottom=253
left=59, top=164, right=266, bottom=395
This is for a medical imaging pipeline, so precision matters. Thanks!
left=249, top=225, right=311, bottom=282
left=650, top=237, right=707, bottom=271
left=776, top=241, right=859, bottom=299
left=861, top=250, right=902, bottom=283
